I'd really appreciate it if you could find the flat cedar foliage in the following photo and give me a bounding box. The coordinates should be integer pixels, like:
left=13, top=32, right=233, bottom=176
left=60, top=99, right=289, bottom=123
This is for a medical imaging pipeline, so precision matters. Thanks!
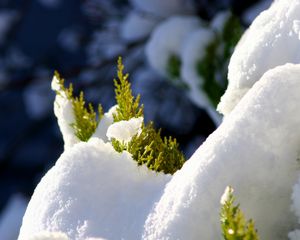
left=55, top=57, right=185, bottom=174
left=220, top=187, right=259, bottom=240
left=54, top=71, right=103, bottom=142
left=112, top=57, right=185, bottom=174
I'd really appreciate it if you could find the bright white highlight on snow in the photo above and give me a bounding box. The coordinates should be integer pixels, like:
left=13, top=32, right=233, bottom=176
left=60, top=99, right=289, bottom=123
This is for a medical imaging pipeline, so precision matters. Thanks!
left=145, top=16, right=202, bottom=78
left=28, top=231, right=68, bottom=240
left=106, top=117, right=143, bottom=143
left=91, top=105, right=116, bottom=142
left=220, top=186, right=232, bottom=205
left=218, top=0, right=300, bottom=116
left=51, top=75, right=79, bottom=149
left=143, top=64, right=300, bottom=239
left=18, top=138, right=170, bottom=240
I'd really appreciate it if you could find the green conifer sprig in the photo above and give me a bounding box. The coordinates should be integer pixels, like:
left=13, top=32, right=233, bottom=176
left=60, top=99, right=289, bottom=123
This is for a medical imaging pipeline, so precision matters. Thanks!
left=196, top=13, right=243, bottom=108
left=220, top=186, right=259, bottom=240
left=54, top=71, right=103, bottom=142
left=113, top=57, right=143, bottom=122
left=111, top=58, right=185, bottom=174
left=112, top=122, right=185, bottom=174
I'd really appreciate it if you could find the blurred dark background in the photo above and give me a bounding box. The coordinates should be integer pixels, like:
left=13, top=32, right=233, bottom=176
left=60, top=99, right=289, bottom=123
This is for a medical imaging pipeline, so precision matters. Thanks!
left=0, top=0, right=272, bottom=233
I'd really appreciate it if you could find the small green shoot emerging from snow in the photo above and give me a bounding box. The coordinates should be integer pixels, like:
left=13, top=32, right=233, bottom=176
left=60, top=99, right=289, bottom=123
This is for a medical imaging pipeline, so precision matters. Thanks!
left=220, top=186, right=259, bottom=240
left=113, top=57, right=144, bottom=122
left=112, top=57, right=185, bottom=174
left=54, top=71, right=103, bottom=142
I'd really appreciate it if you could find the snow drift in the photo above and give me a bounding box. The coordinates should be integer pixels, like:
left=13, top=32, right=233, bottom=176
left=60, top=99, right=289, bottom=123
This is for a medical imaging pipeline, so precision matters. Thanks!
left=18, top=138, right=170, bottom=240
left=143, top=64, right=300, bottom=239
left=218, top=0, right=300, bottom=116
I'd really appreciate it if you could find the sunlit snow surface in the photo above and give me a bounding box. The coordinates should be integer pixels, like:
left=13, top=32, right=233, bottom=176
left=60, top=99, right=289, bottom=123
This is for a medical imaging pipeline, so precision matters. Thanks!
left=218, top=0, right=300, bottom=116
left=18, top=138, right=170, bottom=239
left=143, top=64, right=300, bottom=239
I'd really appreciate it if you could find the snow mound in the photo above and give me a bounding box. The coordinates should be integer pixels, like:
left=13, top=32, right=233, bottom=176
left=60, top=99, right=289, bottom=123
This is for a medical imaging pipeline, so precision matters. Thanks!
left=218, top=0, right=300, bottom=116
left=19, top=138, right=170, bottom=240
left=145, top=16, right=202, bottom=78
left=180, top=28, right=222, bottom=125
left=143, top=64, right=300, bottom=239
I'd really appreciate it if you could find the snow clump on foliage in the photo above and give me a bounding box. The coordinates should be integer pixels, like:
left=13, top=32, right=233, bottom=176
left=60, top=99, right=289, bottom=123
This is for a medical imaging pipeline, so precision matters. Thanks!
left=218, top=0, right=300, bottom=116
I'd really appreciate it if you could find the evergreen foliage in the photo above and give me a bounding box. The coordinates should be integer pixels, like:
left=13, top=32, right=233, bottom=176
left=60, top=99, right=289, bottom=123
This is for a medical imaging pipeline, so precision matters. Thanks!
left=220, top=186, right=259, bottom=240
left=113, top=57, right=144, bottom=122
left=112, top=57, right=185, bottom=174
left=197, top=13, right=243, bottom=108
left=167, top=54, right=181, bottom=79
left=54, top=71, right=103, bottom=142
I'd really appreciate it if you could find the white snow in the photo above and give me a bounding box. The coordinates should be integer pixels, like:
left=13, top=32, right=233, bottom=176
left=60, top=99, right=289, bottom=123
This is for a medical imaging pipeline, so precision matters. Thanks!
left=18, top=138, right=171, bottom=240
left=106, top=117, right=143, bottom=144
left=220, top=186, right=232, bottom=205
left=91, top=105, right=117, bottom=142
left=0, top=194, right=28, bottom=240
left=218, top=0, right=300, bottom=116
left=120, top=11, right=159, bottom=43
left=129, top=0, right=194, bottom=18
left=143, top=64, right=300, bottom=239
left=289, top=229, right=300, bottom=240
left=28, top=231, right=68, bottom=240
left=145, top=16, right=202, bottom=78
left=180, top=27, right=222, bottom=125
left=52, top=75, right=79, bottom=150
left=292, top=175, right=300, bottom=223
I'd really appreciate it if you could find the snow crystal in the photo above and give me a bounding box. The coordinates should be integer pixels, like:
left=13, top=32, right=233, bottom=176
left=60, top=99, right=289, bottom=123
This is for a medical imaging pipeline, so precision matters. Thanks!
left=52, top=75, right=79, bottom=150
left=145, top=16, right=202, bottom=78
left=129, top=0, right=194, bottom=18
left=19, top=138, right=170, bottom=240
left=28, top=231, right=68, bottom=240
left=218, top=0, right=300, bottom=116
left=106, top=117, right=143, bottom=143
left=0, top=194, right=27, bottom=240
left=143, top=64, right=300, bottom=239
left=120, top=11, right=159, bottom=43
